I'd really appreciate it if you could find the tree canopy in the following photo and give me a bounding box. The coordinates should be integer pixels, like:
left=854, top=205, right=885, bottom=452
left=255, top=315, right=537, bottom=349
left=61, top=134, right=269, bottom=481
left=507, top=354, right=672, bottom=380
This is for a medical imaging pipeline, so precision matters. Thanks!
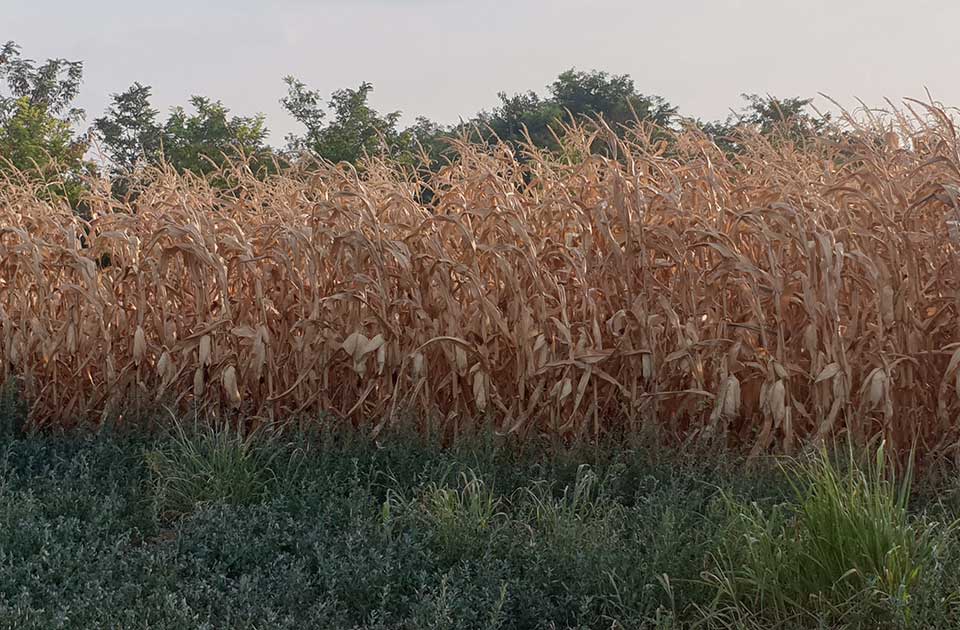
left=700, top=94, right=831, bottom=154
left=2, top=39, right=835, bottom=202
left=282, top=77, right=422, bottom=164
left=92, top=82, right=162, bottom=174
left=162, top=96, right=271, bottom=175
left=94, top=85, right=274, bottom=195
left=471, top=69, right=677, bottom=151
left=0, top=41, right=89, bottom=205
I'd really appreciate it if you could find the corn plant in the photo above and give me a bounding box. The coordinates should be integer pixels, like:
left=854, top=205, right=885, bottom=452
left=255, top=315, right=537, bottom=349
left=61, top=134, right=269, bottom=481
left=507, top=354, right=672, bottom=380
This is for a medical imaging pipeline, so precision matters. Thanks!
left=2, top=103, right=960, bottom=455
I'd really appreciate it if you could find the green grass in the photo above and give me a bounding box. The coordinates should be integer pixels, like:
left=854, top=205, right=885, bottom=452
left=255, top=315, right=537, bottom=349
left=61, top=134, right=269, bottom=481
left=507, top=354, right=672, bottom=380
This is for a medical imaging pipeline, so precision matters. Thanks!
left=1, top=421, right=960, bottom=628
left=703, top=443, right=953, bottom=628
left=145, top=417, right=287, bottom=518
left=0, top=379, right=26, bottom=440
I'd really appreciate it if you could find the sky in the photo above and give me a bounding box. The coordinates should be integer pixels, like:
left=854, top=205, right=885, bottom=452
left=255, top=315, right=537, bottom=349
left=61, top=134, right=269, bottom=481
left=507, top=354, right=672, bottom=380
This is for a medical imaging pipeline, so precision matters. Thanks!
left=7, top=0, right=960, bottom=144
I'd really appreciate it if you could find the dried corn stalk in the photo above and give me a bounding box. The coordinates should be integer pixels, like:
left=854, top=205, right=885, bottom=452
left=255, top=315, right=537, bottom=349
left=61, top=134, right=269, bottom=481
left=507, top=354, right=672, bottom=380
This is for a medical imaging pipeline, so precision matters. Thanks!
left=1, top=102, right=959, bottom=455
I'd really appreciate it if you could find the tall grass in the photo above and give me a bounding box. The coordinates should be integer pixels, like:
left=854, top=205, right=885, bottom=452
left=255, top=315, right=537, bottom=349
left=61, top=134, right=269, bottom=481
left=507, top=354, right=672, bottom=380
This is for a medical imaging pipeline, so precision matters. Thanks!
left=704, top=442, right=950, bottom=627
left=146, top=417, right=284, bottom=518
left=4, top=102, right=960, bottom=454
left=0, top=378, right=26, bottom=440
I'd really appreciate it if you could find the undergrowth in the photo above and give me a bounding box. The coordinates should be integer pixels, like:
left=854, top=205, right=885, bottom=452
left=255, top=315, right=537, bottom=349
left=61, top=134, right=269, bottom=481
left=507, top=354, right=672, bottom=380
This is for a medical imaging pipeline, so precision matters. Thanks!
left=1, top=420, right=960, bottom=628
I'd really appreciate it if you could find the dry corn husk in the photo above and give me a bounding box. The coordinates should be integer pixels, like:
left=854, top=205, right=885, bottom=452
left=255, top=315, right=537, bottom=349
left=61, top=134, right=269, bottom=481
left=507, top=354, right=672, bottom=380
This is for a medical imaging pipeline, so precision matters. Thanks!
left=133, top=326, right=146, bottom=366
left=222, top=366, right=241, bottom=407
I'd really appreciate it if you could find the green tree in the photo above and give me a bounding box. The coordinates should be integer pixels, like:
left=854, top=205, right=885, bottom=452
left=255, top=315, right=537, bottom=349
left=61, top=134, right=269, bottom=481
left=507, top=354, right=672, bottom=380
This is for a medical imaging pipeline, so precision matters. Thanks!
left=94, top=86, right=274, bottom=185
left=549, top=68, right=675, bottom=129
left=92, top=82, right=162, bottom=173
left=396, top=115, right=454, bottom=176
left=475, top=90, right=564, bottom=150
left=279, top=76, right=325, bottom=153
left=311, top=82, right=401, bottom=164
left=282, top=77, right=435, bottom=166
left=0, top=41, right=83, bottom=121
left=702, top=94, right=830, bottom=155
left=470, top=68, right=677, bottom=151
left=0, top=41, right=89, bottom=204
left=280, top=72, right=677, bottom=169
left=162, top=96, right=272, bottom=175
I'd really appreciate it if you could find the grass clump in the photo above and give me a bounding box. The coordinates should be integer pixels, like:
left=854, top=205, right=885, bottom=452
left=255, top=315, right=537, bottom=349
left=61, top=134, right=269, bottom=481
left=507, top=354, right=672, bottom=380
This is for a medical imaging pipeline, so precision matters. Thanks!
left=145, top=418, right=282, bottom=518
left=705, top=442, right=948, bottom=628
left=0, top=379, right=26, bottom=441
left=406, top=469, right=505, bottom=564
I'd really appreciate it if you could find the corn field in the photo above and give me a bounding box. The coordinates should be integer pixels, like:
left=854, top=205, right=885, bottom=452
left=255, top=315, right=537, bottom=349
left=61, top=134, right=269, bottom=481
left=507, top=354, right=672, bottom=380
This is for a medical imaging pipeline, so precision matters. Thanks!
left=4, top=104, right=960, bottom=456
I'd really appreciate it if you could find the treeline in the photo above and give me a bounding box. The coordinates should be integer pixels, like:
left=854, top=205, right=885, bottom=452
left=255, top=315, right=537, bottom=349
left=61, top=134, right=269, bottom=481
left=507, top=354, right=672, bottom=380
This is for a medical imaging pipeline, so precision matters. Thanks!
left=0, top=40, right=829, bottom=206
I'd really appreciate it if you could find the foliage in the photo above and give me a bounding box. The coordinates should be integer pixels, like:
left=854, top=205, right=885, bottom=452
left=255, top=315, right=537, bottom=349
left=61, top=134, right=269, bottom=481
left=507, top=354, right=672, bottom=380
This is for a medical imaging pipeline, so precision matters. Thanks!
left=550, top=68, right=676, bottom=129
left=91, top=82, right=162, bottom=194
left=3, top=427, right=960, bottom=628
left=3, top=39, right=840, bottom=199
left=704, top=444, right=949, bottom=628
left=0, top=428, right=779, bottom=629
left=475, top=89, right=564, bottom=151
left=0, top=41, right=84, bottom=121
left=281, top=76, right=444, bottom=167
left=163, top=96, right=273, bottom=175
left=145, top=418, right=283, bottom=519
left=0, top=41, right=89, bottom=205
left=701, top=93, right=831, bottom=154
left=94, top=85, right=274, bottom=187
left=279, top=68, right=679, bottom=168
left=0, top=379, right=26, bottom=441
left=471, top=68, right=677, bottom=151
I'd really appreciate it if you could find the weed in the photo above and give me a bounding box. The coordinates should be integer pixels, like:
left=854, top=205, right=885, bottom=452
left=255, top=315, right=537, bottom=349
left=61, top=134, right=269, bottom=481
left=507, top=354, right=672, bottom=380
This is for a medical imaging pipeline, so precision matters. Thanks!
left=704, top=443, right=948, bottom=628
left=145, top=417, right=282, bottom=518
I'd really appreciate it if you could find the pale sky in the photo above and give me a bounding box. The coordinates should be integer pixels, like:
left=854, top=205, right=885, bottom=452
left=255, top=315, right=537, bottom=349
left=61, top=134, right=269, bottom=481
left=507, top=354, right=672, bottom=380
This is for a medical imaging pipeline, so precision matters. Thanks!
left=7, top=0, right=958, bottom=144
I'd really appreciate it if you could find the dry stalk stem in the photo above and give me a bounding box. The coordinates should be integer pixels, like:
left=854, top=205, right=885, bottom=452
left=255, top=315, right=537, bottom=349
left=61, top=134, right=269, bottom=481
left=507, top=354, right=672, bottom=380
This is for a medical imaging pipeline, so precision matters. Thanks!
left=2, top=107, right=960, bottom=455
